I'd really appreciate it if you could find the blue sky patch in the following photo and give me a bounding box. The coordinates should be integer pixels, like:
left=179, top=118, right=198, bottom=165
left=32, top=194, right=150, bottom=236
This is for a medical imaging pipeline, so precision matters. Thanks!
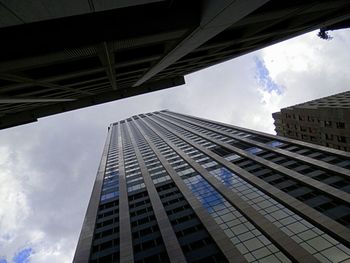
left=13, top=248, right=32, bottom=263
left=254, top=56, right=284, bottom=95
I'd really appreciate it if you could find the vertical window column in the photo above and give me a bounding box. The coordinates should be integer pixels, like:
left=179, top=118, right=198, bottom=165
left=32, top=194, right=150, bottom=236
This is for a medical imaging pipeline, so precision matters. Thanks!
left=74, top=125, right=114, bottom=263
left=125, top=121, right=187, bottom=263
left=118, top=124, right=134, bottom=263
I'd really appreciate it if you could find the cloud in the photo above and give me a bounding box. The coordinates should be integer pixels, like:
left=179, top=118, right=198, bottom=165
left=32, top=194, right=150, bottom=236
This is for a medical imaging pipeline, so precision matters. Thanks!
left=0, top=146, right=32, bottom=261
left=0, top=28, right=349, bottom=262
left=254, top=56, right=284, bottom=95
left=260, top=29, right=350, bottom=107
left=0, top=120, right=97, bottom=262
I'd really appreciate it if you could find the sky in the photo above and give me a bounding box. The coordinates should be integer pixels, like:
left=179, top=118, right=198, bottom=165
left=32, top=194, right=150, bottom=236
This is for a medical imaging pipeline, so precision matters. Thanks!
left=0, top=28, right=350, bottom=263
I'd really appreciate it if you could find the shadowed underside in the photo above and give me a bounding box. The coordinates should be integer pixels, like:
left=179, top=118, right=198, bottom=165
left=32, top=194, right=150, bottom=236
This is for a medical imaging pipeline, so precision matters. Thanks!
left=1, top=0, right=350, bottom=129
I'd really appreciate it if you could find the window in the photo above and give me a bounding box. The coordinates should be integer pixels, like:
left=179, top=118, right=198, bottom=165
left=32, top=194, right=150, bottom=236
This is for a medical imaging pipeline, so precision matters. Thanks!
left=267, top=140, right=283, bottom=148
left=308, top=116, right=315, bottom=122
left=246, top=147, right=263, bottom=155
left=325, top=134, right=333, bottom=140
left=337, top=136, right=346, bottom=143
left=101, top=191, right=117, bottom=201
left=211, top=146, right=235, bottom=157
left=309, top=127, right=317, bottom=134
left=336, top=122, right=345, bottom=129
left=324, top=121, right=332, bottom=127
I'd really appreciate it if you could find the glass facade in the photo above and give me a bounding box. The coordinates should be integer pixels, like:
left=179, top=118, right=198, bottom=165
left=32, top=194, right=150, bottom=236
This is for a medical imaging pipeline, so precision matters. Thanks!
left=75, top=110, right=350, bottom=263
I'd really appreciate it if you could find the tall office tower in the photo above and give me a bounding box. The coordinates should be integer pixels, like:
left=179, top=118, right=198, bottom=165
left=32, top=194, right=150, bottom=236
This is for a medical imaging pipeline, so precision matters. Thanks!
left=273, top=91, right=350, bottom=152
left=74, top=110, right=350, bottom=263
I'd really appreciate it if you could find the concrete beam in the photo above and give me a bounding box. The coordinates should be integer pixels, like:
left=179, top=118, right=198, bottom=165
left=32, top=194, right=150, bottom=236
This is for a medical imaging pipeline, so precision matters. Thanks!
left=0, top=97, right=75, bottom=103
left=133, top=0, right=270, bottom=86
left=0, top=76, right=185, bottom=129
left=97, top=42, right=117, bottom=90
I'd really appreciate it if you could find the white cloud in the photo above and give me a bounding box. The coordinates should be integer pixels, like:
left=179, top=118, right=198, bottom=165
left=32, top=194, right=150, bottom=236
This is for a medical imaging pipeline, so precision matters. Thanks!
left=0, top=147, right=32, bottom=260
left=0, top=125, right=87, bottom=262
left=261, top=29, right=350, bottom=108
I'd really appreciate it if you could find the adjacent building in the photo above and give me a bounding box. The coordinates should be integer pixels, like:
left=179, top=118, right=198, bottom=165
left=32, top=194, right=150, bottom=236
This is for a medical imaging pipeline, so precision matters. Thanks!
left=2, top=1, right=350, bottom=129
left=74, top=110, right=350, bottom=263
left=273, top=91, right=350, bottom=152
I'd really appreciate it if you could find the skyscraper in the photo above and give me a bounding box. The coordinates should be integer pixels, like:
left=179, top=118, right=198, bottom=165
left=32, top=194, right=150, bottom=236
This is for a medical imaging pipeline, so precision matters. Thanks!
left=273, top=91, right=350, bottom=152
left=74, top=110, right=350, bottom=263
